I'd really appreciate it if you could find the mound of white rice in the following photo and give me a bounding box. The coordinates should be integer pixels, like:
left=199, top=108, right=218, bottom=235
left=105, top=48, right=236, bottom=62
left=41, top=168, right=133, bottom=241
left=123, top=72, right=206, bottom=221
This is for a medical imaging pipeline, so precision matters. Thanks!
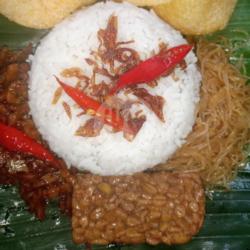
left=29, top=1, right=201, bottom=175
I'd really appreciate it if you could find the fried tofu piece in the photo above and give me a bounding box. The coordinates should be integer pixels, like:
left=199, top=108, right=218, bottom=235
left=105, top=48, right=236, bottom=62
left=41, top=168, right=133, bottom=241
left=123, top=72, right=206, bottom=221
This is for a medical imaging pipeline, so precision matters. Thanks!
left=72, top=172, right=205, bottom=245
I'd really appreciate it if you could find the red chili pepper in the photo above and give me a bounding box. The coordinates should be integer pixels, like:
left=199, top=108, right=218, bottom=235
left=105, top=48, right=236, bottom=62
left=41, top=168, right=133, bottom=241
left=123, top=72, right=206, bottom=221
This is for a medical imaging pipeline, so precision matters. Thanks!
left=0, top=122, right=59, bottom=167
left=109, top=44, right=193, bottom=94
left=55, top=76, right=124, bottom=131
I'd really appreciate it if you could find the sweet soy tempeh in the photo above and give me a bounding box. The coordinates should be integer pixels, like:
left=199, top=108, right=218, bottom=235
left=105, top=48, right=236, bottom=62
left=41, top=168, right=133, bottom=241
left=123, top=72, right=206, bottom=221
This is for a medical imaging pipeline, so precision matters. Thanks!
left=72, top=172, right=205, bottom=245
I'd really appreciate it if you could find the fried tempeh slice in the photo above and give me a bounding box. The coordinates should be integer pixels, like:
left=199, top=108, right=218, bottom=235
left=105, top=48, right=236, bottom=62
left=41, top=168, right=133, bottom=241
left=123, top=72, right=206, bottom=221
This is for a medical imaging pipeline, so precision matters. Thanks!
left=72, top=172, right=205, bottom=245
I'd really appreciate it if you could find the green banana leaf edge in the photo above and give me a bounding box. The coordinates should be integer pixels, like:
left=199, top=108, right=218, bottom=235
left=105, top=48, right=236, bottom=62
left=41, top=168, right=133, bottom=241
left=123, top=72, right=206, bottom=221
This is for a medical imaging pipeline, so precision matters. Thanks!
left=0, top=0, right=250, bottom=249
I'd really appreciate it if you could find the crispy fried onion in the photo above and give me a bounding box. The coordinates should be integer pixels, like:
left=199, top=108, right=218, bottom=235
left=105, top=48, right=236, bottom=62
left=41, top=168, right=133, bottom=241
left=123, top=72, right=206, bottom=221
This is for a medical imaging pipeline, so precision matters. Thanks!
left=132, top=88, right=165, bottom=122
left=97, top=15, right=140, bottom=72
left=76, top=118, right=104, bottom=137
left=54, top=15, right=168, bottom=140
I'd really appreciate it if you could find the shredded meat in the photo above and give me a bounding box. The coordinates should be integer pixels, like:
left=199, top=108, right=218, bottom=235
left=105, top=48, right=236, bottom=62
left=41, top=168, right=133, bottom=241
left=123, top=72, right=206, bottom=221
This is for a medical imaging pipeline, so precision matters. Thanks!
left=132, top=88, right=165, bottom=122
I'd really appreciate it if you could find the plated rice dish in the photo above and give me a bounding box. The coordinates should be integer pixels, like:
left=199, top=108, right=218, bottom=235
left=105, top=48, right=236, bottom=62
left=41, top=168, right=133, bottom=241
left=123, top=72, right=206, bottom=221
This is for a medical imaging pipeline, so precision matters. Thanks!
left=29, top=1, right=201, bottom=175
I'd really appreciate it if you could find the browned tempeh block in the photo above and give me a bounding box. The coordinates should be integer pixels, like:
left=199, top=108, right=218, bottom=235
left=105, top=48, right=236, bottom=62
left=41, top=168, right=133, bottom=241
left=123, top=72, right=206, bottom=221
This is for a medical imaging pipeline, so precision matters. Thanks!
left=72, top=172, right=205, bottom=245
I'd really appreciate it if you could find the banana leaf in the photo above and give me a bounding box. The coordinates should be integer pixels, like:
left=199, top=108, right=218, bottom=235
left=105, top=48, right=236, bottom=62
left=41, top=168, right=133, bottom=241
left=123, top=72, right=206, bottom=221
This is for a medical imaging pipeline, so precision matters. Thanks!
left=0, top=0, right=250, bottom=249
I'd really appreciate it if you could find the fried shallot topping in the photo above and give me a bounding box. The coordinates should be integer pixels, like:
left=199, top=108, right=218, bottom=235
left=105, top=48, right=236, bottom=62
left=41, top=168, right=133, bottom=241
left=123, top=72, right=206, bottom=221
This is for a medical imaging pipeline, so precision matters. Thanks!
left=123, top=115, right=146, bottom=141
left=61, top=67, right=90, bottom=89
left=132, top=88, right=165, bottom=122
left=53, top=15, right=171, bottom=140
left=62, top=101, right=72, bottom=119
left=52, top=87, right=63, bottom=105
left=96, top=15, right=140, bottom=74
left=75, top=118, right=103, bottom=137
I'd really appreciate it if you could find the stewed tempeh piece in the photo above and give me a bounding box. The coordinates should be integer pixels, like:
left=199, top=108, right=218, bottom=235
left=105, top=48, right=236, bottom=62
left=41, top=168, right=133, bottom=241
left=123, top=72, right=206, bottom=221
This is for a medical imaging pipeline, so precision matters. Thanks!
left=72, top=172, right=205, bottom=245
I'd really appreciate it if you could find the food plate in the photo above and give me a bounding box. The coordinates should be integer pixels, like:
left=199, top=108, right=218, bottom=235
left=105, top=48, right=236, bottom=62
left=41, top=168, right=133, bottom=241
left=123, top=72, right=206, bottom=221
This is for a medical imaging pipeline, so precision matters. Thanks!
left=0, top=0, right=250, bottom=249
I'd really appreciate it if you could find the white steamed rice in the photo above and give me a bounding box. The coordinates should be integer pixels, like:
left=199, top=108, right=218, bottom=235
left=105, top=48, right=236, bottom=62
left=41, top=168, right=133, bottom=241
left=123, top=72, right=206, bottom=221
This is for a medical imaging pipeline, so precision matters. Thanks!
left=29, top=1, right=201, bottom=175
